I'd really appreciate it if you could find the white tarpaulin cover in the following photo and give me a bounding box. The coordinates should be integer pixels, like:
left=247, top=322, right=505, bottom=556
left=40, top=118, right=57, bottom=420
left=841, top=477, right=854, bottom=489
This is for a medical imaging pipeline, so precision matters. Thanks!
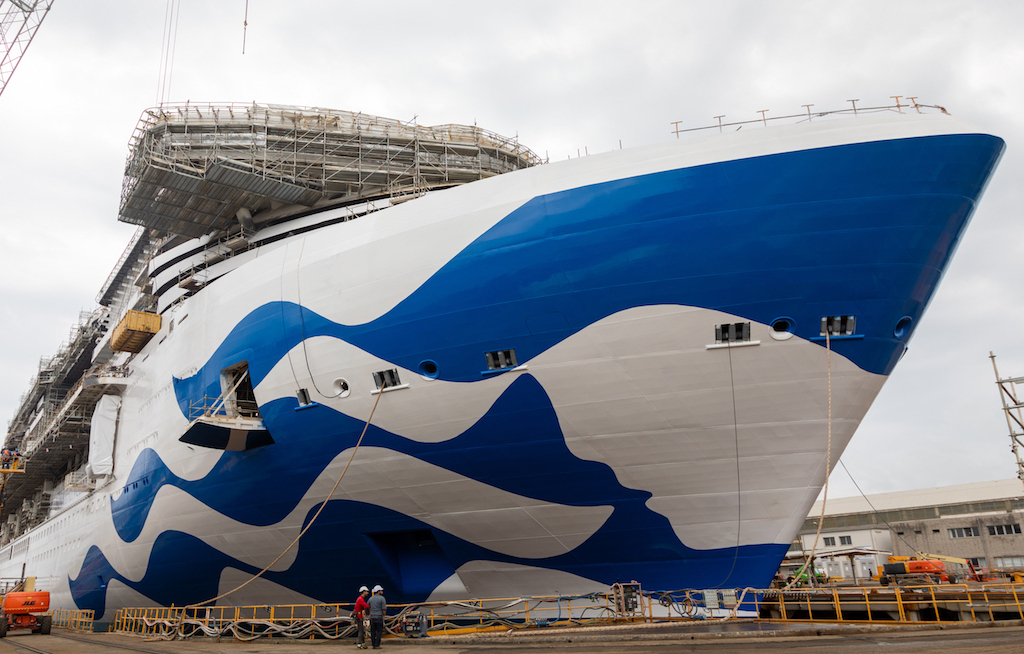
left=87, top=394, right=120, bottom=478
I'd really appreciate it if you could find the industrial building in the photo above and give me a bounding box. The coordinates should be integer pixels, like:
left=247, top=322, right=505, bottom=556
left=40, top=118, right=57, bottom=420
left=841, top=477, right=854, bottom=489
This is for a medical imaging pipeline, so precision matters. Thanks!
left=786, top=479, right=1024, bottom=582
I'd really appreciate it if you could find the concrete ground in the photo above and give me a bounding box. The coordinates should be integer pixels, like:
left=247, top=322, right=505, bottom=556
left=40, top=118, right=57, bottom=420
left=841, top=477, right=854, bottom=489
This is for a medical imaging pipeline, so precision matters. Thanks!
left=6, top=622, right=1024, bottom=654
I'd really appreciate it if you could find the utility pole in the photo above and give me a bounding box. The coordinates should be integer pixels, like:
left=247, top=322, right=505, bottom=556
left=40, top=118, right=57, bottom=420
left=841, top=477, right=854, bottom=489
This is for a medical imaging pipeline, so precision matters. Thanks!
left=989, top=352, right=1024, bottom=491
left=0, top=0, right=55, bottom=98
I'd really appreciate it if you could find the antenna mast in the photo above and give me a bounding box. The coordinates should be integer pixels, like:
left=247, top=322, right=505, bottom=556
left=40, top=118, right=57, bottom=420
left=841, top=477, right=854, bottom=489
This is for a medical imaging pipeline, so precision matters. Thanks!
left=0, top=0, right=55, bottom=98
left=990, top=352, right=1024, bottom=491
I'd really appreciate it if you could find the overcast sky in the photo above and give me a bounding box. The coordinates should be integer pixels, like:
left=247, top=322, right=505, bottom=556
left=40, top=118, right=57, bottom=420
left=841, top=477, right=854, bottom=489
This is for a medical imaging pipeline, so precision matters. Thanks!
left=1, top=1, right=1022, bottom=501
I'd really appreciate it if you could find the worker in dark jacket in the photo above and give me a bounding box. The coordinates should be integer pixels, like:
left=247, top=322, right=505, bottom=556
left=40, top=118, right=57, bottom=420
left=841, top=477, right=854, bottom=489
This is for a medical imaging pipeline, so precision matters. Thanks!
left=367, top=585, right=386, bottom=648
left=353, top=585, right=370, bottom=648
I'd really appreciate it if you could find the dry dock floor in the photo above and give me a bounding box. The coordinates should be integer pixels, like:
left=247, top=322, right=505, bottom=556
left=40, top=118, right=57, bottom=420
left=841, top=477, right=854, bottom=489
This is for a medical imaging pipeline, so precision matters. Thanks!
left=4, top=623, right=1024, bottom=654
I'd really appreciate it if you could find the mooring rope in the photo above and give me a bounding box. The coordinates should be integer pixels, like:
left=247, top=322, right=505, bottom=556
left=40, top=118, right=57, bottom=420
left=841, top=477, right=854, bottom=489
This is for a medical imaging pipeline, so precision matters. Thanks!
left=168, top=380, right=389, bottom=637
left=783, top=328, right=832, bottom=590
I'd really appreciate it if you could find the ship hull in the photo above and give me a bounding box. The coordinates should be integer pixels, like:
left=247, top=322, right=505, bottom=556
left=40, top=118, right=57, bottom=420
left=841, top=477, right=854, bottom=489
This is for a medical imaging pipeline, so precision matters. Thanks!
left=0, top=112, right=1004, bottom=619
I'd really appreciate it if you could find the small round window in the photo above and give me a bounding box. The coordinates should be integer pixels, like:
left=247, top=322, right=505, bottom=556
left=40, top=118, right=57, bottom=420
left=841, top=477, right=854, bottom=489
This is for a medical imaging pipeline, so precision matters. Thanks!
left=894, top=316, right=913, bottom=339
left=769, top=317, right=796, bottom=341
left=418, top=360, right=439, bottom=380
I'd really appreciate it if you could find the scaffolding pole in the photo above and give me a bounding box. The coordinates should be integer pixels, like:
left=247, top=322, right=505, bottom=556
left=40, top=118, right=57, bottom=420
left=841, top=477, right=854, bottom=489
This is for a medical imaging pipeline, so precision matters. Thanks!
left=989, top=352, right=1024, bottom=491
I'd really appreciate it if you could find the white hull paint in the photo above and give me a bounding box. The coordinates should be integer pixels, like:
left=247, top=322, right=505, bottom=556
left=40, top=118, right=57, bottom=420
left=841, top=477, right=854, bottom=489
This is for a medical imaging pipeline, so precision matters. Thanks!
left=0, top=109, right=1004, bottom=620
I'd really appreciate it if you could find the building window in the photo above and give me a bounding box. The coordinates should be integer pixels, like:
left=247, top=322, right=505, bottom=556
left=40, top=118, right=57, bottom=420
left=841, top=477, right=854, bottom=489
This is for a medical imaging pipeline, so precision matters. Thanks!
left=823, top=536, right=835, bottom=547
left=994, top=556, right=1024, bottom=569
left=932, top=529, right=940, bottom=534
left=949, top=527, right=980, bottom=539
left=839, top=535, right=852, bottom=545
left=969, top=557, right=986, bottom=569
left=485, top=349, right=518, bottom=371
left=987, top=524, right=1022, bottom=536
left=716, top=322, right=751, bottom=343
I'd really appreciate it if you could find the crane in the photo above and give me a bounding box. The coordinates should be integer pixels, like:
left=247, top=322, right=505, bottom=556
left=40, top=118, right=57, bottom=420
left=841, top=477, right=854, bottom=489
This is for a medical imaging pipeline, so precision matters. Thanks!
left=990, top=352, right=1024, bottom=491
left=0, top=0, right=54, bottom=99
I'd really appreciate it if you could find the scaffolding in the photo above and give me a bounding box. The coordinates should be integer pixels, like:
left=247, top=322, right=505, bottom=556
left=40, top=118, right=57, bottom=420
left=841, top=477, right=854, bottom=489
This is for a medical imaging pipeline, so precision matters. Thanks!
left=1, top=309, right=115, bottom=540
left=989, top=352, right=1024, bottom=491
left=119, top=102, right=544, bottom=238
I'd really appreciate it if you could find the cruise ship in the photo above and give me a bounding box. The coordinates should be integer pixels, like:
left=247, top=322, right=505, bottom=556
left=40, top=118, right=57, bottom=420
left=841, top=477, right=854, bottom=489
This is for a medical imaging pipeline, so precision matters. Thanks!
left=0, top=102, right=1004, bottom=620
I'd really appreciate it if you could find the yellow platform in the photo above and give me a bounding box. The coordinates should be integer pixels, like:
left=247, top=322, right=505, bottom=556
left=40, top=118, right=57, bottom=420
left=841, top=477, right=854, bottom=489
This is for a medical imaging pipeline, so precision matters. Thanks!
left=111, top=310, right=161, bottom=353
left=0, top=460, right=24, bottom=474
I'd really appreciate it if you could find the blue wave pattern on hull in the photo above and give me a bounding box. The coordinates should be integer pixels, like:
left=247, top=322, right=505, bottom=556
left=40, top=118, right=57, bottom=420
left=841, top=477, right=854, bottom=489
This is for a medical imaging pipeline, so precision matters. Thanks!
left=173, top=133, right=1004, bottom=416
left=75, top=133, right=1002, bottom=617
left=74, top=376, right=784, bottom=617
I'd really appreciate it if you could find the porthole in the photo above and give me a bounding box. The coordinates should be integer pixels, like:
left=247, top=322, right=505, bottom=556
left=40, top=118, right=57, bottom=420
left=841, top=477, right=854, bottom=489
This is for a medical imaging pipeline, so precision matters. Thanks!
left=769, top=317, right=796, bottom=341
left=418, top=360, right=439, bottom=380
left=894, top=316, right=913, bottom=339
left=332, top=378, right=351, bottom=398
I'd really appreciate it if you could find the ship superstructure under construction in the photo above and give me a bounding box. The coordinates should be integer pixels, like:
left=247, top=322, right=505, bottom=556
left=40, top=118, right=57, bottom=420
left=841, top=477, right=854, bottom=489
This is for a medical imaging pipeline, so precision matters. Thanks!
left=0, top=101, right=1003, bottom=621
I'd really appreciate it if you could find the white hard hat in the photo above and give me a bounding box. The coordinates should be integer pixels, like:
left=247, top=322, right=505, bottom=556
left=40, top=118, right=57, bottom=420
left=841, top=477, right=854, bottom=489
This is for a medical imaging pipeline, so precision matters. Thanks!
left=359, top=586, right=369, bottom=593
left=372, top=585, right=383, bottom=593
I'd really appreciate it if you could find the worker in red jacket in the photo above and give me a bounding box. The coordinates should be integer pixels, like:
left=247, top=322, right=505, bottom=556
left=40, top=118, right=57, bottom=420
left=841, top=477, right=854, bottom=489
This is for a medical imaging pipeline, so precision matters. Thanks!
left=353, top=585, right=371, bottom=648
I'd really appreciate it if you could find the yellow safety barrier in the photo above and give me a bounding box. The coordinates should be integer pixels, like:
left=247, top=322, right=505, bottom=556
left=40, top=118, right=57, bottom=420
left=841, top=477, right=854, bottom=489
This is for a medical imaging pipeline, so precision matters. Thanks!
left=49, top=608, right=94, bottom=632
left=105, top=582, right=1024, bottom=640
left=756, top=582, right=1024, bottom=624
left=108, top=592, right=636, bottom=639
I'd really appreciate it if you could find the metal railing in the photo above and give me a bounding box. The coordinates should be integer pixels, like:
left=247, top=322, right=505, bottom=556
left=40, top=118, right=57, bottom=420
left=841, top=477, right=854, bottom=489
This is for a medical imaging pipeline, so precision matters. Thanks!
left=50, top=608, right=94, bottom=632
left=757, top=582, right=1024, bottom=623
left=108, top=593, right=634, bottom=639
left=671, top=99, right=950, bottom=137
left=107, top=582, right=1024, bottom=640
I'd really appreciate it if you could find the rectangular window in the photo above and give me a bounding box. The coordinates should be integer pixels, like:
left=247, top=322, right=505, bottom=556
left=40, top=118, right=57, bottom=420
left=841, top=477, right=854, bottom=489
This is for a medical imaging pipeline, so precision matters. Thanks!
left=820, top=315, right=856, bottom=336
left=372, top=369, right=402, bottom=390
left=994, top=556, right=1024, bottom=569
left=715, top=322, right=751, bottom=343
left=485, top=349, right=519, bottom=371
left=949, top=527, right=980, bottom=539
left=987, top=524, right=1022, bottom=536
left=823, top=536, right=836, bottom=547
left=969, top=558, right=986, bottom=569
left=839, top=535, right=852, bottom=545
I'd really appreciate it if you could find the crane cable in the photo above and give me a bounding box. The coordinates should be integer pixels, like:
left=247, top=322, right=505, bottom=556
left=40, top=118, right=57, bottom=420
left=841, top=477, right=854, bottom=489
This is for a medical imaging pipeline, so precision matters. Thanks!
left=156, top=0, right=181, bottom=106
left=168, top=380, right=389, bottom=636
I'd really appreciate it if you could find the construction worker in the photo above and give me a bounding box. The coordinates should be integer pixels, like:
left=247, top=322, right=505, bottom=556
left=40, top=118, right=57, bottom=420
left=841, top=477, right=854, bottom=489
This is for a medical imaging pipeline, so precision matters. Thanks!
left=368, top=585, right=386, bottom=649
left=353, top=585, right=370, bottom=648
